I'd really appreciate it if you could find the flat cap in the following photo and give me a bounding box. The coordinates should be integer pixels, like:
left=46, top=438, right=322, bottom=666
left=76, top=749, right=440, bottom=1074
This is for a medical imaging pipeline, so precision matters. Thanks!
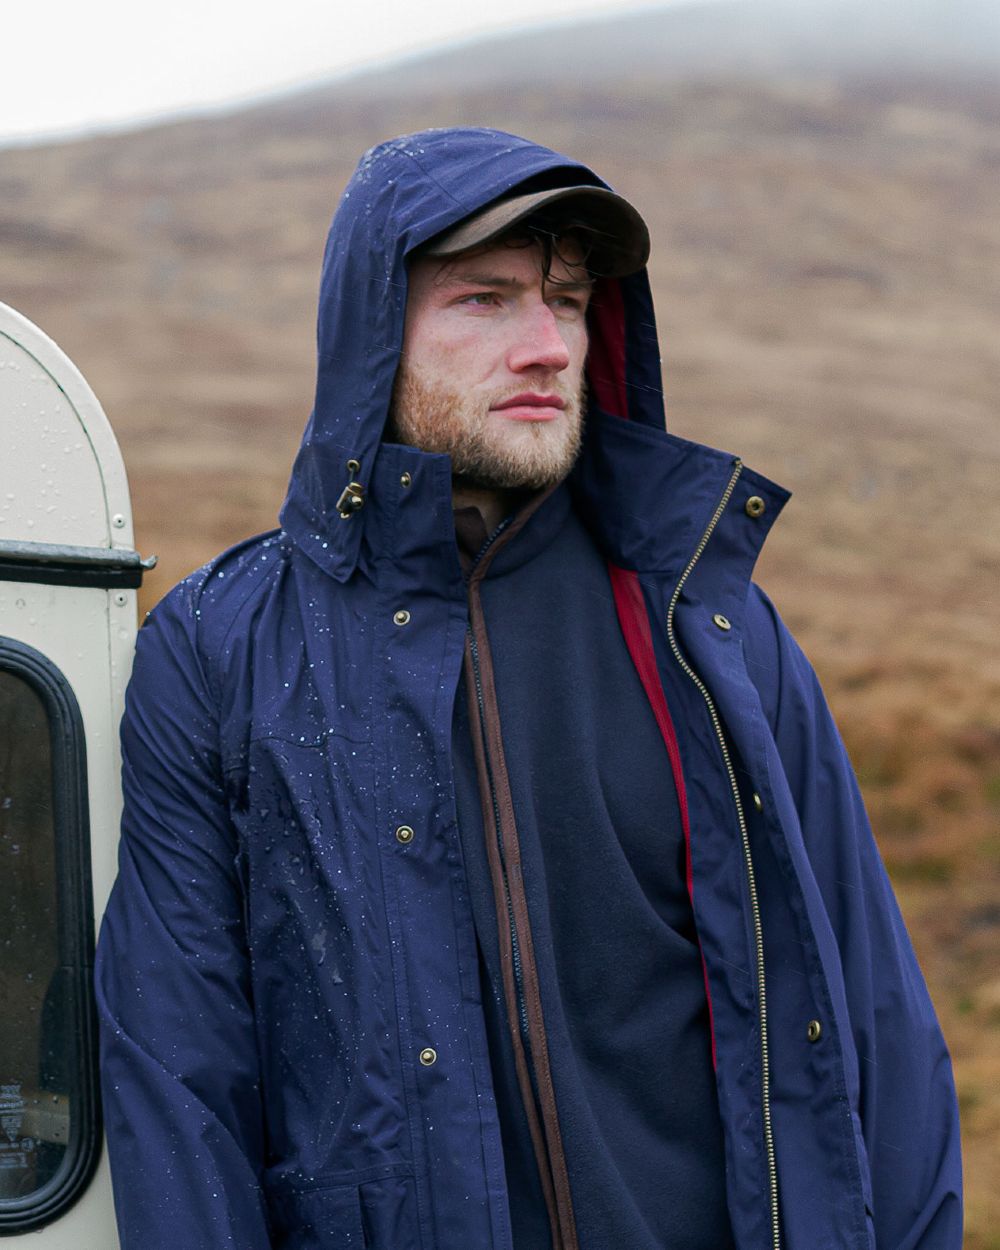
left=423, top=185, right=650, bottom=277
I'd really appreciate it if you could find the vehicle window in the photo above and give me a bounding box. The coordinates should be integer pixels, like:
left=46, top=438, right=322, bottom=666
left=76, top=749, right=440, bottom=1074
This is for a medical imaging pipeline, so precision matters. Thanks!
left=0, top=643, right=99, bottom=1232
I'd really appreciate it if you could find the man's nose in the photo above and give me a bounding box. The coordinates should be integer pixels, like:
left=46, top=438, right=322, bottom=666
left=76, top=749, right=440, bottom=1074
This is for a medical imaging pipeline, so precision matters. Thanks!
left=506, top=304, right=572, bottom=373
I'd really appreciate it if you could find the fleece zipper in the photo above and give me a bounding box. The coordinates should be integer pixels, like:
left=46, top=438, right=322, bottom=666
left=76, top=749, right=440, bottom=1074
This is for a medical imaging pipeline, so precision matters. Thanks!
left=460, top=501, right=580, bottom=1250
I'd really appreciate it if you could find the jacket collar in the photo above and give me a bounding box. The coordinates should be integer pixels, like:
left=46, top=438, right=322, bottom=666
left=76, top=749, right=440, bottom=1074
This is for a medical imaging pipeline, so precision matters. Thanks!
left=571, top=409, right=790, bottom=588
left=325, top=413, right=789, bottom=604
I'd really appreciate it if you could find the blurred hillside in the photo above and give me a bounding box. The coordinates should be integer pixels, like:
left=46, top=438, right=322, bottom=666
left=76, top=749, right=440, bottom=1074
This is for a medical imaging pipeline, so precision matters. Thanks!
left=1, top=0, right=998, bottom=1240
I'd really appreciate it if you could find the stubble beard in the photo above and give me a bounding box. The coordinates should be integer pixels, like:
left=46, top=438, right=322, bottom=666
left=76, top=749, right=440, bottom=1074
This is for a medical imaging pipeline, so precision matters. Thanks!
left=388, top=365, right=586, bottom=491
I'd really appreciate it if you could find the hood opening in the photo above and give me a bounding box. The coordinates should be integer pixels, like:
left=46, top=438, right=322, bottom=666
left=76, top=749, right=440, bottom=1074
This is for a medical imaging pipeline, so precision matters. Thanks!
left=281, top=128, right=663, bottom=584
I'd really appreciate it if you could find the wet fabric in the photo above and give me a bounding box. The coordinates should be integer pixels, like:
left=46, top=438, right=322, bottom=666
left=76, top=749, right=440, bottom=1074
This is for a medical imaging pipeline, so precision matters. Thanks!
left=451, top=486, right=735, bottom=1249
left=95, top=126, right=963, bottom=1250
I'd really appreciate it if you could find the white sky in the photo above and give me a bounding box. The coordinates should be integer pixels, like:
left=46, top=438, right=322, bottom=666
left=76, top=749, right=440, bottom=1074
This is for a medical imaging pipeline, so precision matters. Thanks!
left=0, top=0, right=694, bottom=146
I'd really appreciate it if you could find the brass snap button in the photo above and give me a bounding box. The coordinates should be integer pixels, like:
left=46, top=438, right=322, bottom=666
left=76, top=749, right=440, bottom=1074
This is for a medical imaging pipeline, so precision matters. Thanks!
left=400, top=472, right=412, bottom=487
left=752, top=792, right=764, bottom=813
left=393, top=609, right=411, bottom=626
left=712, top=613, right=732, bottom=632
left=745, top=495, right=766, bottom=518
left=419, top=1047, right=437, bottom=1066
left=807, top=1019, right=822, bottom=1043
left=395, top=824, right=414, bottom=844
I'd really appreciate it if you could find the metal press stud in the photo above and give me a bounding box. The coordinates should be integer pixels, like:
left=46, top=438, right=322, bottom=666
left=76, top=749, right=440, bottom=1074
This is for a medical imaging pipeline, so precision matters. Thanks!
left=395, top=825, right=414, bottom=844
left=400, top=472, right=412, bottom=487
left=745, top=495, right=766, bottom=518
left=393, top=610, right=411, bottom=626
left=419, top=1048, right=437, bottom=1066
left=712, top=613, right=732, bottom=632
left=807, top=1019, right=822, bottom=1043
left=752, top=792, right=764, bottom=813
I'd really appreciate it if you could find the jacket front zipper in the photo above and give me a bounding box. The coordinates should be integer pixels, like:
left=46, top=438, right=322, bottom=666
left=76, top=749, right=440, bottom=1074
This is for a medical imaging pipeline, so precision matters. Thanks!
left=665, top=459, right=782, bottom=1250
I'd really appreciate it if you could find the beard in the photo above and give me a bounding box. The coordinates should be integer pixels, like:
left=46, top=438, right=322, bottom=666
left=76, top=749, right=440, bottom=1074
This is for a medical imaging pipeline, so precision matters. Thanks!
left=388, top=364, right=585, bottom=491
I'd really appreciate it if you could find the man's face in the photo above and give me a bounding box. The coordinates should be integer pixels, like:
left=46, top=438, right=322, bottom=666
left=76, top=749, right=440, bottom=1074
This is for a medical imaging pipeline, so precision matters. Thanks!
left=389, top=238, right=592, bottom=490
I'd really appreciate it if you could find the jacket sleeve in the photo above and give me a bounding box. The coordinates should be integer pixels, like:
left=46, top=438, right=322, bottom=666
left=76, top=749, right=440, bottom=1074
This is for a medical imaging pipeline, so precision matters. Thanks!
left=748, top=586, right=962, bottom=1250
left=95, top=582, right=272, bottom=1249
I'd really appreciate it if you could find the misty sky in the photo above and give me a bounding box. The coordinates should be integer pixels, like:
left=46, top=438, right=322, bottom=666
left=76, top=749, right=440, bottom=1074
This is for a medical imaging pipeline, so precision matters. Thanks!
left=1, top=0, right=708, bottom=145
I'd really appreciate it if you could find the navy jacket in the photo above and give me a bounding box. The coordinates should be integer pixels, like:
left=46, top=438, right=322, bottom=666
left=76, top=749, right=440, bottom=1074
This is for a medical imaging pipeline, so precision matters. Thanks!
left=96, top=128, right=962, bottom=1249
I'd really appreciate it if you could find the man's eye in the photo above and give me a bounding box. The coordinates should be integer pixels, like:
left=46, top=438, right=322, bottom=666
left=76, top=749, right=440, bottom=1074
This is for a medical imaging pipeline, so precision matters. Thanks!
left=550, top=295, right=586, bottom=313
left=460, top=292, right=497, bottom=307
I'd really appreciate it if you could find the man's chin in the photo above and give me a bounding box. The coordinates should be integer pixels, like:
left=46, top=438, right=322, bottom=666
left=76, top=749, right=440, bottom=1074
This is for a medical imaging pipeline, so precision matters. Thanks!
left=453, top=468, right=564, bottom=493
left=388, top=371, right=585, bottom=489
left=453, top=420, right=583, bottom=492
left=452, top=448, right=580, bottom=492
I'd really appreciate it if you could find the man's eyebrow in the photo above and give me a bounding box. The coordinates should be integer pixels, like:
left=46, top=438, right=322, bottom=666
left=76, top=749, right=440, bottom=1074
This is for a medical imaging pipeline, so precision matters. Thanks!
left=440, top=271, right=594, bottom=291
left=441, top=272, right=520, bottom=288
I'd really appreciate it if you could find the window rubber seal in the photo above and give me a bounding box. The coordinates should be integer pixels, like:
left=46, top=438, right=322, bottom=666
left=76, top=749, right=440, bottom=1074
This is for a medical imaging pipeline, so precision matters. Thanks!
left=0, top=637, right=102, bottom=1234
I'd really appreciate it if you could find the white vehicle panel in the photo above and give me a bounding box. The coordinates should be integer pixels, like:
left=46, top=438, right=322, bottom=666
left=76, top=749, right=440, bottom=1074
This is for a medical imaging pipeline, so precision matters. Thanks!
left=1, top=302, right=143, bottom=1249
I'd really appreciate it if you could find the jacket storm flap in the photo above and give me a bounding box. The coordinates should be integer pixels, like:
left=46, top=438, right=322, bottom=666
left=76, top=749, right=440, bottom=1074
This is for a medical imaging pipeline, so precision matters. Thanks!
left=96, top=128, right=962, bottom=1249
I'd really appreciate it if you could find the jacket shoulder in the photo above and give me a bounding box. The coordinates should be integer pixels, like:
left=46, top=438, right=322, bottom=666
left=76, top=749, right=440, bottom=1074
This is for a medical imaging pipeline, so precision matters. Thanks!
left=142, top=530, right=287, bottom=657
left=741, top=581, right=803, bottom=731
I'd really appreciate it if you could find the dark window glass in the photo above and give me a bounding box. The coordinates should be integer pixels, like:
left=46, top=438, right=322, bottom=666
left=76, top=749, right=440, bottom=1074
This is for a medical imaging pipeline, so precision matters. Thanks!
left=0, top=671, right=66, bottom=1198
left=0, top=641, right=99, bottom=1232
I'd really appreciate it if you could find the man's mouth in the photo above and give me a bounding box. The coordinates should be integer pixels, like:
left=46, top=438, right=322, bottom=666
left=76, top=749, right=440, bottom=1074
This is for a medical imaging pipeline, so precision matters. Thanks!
left=491, top=393, right=566, bottom=422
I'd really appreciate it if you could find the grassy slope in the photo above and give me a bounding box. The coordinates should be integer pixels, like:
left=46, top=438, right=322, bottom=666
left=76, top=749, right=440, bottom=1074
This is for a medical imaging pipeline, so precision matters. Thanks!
left=1, top=36, right=998, bottom=1243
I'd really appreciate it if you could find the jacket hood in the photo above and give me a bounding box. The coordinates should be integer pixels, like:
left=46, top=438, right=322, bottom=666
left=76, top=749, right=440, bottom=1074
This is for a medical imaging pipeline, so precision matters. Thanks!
left=280, top=126, right=667, bottom=583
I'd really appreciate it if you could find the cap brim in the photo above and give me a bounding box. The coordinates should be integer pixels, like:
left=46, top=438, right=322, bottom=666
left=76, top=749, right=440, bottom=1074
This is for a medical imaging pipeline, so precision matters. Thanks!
left=423, top=185, right=650, bottom=278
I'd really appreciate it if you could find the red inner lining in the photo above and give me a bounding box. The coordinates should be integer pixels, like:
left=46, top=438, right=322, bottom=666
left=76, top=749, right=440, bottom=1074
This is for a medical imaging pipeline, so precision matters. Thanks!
left=587, top=278, right=629, bottom=420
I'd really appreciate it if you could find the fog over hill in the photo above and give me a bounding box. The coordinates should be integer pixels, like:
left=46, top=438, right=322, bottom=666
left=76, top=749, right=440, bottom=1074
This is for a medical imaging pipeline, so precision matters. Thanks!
left=0, top=10, right=998, bottom=1237
left=352, top=0, right=1000, bottom=92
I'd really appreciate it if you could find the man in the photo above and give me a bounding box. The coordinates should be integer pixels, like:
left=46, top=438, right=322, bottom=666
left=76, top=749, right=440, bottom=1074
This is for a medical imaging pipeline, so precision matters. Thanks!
left=96, top=128, right=962, bottom=1249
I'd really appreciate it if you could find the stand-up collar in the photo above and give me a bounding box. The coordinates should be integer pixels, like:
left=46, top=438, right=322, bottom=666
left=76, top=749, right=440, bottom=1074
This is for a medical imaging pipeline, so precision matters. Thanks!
left=571, top=410, right=790, bottom=588
left=454, top=485, right=572, bottom=579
